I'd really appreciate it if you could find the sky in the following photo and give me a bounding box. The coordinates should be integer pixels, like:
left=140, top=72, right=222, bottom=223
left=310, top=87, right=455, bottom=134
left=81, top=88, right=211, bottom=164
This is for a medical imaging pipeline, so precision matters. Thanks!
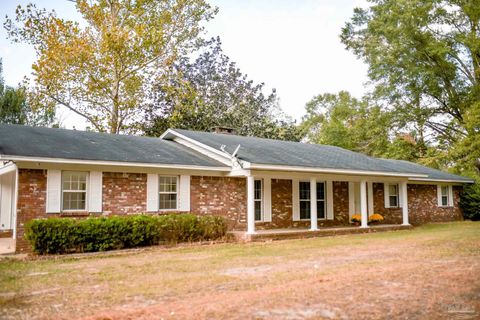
left=0, top=0, right=369, bottom=129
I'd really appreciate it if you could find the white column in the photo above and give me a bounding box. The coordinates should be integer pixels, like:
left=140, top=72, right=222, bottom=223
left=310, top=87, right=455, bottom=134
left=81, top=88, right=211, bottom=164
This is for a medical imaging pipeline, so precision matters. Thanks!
left=360, top=180, right=368, bottom=228
left=400, top=181, right=409, bottom=225
left=247, top=176, right=255, bottom=234
left=367, top=182, right=374, bottom=214
left=310, top=177, right=318, bottom=230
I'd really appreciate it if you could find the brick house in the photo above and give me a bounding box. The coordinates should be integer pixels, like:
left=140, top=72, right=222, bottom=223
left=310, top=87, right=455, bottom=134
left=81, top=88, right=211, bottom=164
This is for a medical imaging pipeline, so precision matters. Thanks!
left=0, top=124, right=474, bottom=252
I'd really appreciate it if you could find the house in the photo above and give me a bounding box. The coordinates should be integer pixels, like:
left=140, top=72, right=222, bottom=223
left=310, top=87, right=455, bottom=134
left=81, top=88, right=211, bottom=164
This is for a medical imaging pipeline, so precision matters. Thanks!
left=0, top=124, right=474, bottom=252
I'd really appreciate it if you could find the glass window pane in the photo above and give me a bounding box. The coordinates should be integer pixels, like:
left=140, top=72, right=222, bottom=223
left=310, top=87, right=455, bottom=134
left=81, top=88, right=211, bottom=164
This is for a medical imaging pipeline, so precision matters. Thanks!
left=317, top=182, right=325, bottom=200
left=442, top=196, right=448, bottom=206
left=299, top=182, right=310, bottom=200
left=254, top=201, right=262, bottom=221
left=441, top=186, right=448, bottom=196
left=160, top=176, right=177, bottom=193
left=254, top=180, right=262, bottom=200
left=389, top=184, right=398, bottom=196
left=317, top=200, right=325, bottom=219
left=300, top=201, right=310, bottom=220
left=159, top=194, right=177, bottom=210
left=389, top=195, right=398, bottom=207
left=62, top=192, right=86, bottom=210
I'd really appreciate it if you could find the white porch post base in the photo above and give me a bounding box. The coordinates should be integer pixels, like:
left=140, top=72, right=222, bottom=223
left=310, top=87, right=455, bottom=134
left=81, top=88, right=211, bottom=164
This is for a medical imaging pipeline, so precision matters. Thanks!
left=310, top=177, right=318, bottom=231
left=360, top=180, right=368, bottom=228
left=247, top=176, right=256, bottom=234
left=400, top=181, right=410, bottom=225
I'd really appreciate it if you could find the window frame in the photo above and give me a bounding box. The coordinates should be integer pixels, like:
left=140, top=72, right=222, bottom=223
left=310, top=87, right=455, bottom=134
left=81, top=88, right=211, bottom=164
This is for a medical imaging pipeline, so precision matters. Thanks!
left=440, top=185, right=450, bottom=207
left=388, top=184, right=399, bottom=208
left=254, top=179, right=263, bottom=222
left=61, top=171, right=88, bottom=212
left=299, top=181, right=327, bottom=220
left=158, top=175, right=179, bottom=211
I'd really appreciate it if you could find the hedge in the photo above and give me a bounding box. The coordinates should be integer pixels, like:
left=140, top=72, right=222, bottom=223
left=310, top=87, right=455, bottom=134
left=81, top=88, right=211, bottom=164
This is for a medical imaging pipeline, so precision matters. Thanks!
left=25, top=214, right=227, bottom=254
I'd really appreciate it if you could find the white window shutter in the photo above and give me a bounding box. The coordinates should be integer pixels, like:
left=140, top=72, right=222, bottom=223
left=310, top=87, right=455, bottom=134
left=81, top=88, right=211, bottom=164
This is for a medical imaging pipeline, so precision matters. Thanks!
left=437, top=185, right=442, bottom=207
left=146, top=174, right=159, bottom=212
left=292, top=179, right=300, bottom=221
left=263, top=178, right=272, bottom=222
left=326, top=180, right=334, bottom=220
left=179, top=175, right=191, bottom=211
left=448, top=185, right=454, bottom=207
left=88, top=171, right=102, bottom=213
left=384, top=183, right=390, bottom=208
left=46, top=170, right=61, bottom=213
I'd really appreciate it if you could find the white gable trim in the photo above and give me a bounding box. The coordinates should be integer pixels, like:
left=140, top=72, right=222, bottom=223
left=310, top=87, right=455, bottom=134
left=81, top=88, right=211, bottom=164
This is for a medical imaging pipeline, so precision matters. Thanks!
left=173, top=137, right=232, bottom=166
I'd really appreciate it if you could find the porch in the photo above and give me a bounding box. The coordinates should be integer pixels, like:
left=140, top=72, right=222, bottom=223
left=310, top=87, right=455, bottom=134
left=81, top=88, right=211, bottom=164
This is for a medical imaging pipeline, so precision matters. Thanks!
left=242, top=173, right=412, bottom=235
left=230, top=224, right=413, bottom=242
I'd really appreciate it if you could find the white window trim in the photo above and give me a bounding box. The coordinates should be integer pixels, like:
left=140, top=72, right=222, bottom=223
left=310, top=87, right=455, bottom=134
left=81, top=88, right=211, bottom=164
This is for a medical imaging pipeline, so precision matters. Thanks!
left=299, top=180, right=327, bottom=221
left=254, top=179, right=263, bottom=222
left=388, top=184, right=399, bottom=208
left=61, top=171, right=89, bottom=212
left=159, top=175, right=179, bottom=211
left=438, top=184, right=453, bottom=207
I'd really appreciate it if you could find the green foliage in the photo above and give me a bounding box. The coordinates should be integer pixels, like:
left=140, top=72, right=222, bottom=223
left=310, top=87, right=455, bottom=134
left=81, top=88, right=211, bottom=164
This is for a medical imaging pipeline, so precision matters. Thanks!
left=460, top=184, right=480, bottom=221
left=0, top=59, right=54, bottom=126
left=143, top=37, right=303, bottom=141
left=5, top=0, right=217, bottom=133
left=341, top=0, right=480, bottom=176
left=301, top=91, right=438, bottom=162
left=25, top=214, right=227, bottom=255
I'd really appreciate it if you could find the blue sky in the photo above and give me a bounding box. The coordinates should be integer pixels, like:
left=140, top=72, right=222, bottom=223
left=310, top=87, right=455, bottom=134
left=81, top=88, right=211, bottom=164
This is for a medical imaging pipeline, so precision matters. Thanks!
left=0, top=0, right=369, bottom=128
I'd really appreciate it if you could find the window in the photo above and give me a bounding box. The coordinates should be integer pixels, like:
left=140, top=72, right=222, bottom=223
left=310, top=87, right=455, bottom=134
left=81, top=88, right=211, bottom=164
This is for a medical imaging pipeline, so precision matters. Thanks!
left=317, top=182, right=326, bottom=219
left=62, top=171, right=87, bottom=211
left=299, top=181, right=326, bottom=220
left=440, top=186, right=449, bottom=206
left=388, top=184, right=399, bottom=207
left=299, top=182, right=311, bottom=219
left=254, top=179, right=263, bottom=221
left=159, top=176, right=178, bottom=210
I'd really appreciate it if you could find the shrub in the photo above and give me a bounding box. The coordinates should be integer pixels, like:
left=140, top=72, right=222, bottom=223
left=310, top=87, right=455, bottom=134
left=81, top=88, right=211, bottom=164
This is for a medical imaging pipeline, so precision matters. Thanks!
left=459, top=184, right=480, bottom=221
left=25, top=214, right=227, bottom=255
left=351, top=214, right=361, bottom=223
left=368, top=213, right=384, bottom=223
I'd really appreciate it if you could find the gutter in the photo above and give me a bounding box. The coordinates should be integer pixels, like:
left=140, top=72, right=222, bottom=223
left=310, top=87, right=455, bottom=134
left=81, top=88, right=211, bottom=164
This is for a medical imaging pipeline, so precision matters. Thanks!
left=0, top=155, right=231, bottom=172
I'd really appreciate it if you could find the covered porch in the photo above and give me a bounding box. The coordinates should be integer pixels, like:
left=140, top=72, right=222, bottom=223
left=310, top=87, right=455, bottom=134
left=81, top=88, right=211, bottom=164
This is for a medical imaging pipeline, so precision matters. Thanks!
left=242, top=170, right=412, bottom=236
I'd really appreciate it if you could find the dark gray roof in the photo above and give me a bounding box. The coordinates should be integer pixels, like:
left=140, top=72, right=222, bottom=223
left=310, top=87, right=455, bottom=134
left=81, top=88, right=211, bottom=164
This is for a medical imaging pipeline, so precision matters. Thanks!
left=0, top=124, right=227, bottom=168
left=381, top=159, right=474, bottom=182
left=169, top=129, right=474, bottom=182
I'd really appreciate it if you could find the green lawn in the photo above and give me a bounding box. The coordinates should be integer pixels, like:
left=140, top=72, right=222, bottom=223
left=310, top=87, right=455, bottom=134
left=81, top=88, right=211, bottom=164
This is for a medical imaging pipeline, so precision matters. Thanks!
left=1, top=222, right=479, bottom=319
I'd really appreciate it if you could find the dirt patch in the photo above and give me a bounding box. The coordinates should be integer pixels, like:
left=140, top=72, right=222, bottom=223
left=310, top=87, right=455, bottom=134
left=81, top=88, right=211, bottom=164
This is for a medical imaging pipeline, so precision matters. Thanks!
left=1, top=222, right=479, bottom=320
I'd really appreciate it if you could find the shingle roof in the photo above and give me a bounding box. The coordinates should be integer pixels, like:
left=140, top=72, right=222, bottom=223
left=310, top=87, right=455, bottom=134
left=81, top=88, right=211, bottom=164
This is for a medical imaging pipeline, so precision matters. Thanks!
left=168, top=129, right=474, bottom=182
left=0, top=124, right=227, bottom=168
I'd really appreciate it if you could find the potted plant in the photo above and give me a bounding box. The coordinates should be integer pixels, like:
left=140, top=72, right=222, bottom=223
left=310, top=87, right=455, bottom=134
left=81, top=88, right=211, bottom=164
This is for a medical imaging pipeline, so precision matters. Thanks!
left=351, top=214, right=361, bottom=226
left=368, top=213, right=384, bottom=225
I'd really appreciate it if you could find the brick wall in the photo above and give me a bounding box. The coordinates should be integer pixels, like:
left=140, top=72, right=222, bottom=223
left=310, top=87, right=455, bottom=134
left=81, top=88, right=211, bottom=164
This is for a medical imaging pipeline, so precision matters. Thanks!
left=373, top=183, right=463, bottom=225
left=102, top=172, right=146, bottom=215
left=16, top=169, right=47, bottom=252
left=407, top=184, right=462, bottom=225
left=190, top=176, right=247, bottom=230
left=373, top=183, right=403, bottom=224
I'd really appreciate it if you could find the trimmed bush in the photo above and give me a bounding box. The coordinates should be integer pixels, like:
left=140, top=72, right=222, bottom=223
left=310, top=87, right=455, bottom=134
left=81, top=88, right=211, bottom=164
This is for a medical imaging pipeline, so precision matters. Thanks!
left=25, top=214, right=227, bottom=254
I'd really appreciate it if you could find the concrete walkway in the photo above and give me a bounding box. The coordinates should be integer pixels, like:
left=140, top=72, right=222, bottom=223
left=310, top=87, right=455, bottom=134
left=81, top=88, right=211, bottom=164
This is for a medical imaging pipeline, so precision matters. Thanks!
left=0, top=238, right=15, bottom=255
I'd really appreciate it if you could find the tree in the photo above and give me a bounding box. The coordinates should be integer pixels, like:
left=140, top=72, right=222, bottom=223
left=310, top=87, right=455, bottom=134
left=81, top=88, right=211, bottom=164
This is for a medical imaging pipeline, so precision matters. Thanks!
left=301, top=91, right=439, bottom=162
left=143, top=37, right=302, bottom=141
left=0, top=59, right=54, bottom=126
left=341, top=0, right=480, bottom=175
left=5, top=0, right=217, bottom=133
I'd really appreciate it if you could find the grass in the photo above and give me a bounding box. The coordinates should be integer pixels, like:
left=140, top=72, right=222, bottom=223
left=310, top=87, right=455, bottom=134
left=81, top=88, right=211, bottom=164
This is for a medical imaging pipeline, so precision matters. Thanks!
left=0, top=221, right=479, bottom=319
